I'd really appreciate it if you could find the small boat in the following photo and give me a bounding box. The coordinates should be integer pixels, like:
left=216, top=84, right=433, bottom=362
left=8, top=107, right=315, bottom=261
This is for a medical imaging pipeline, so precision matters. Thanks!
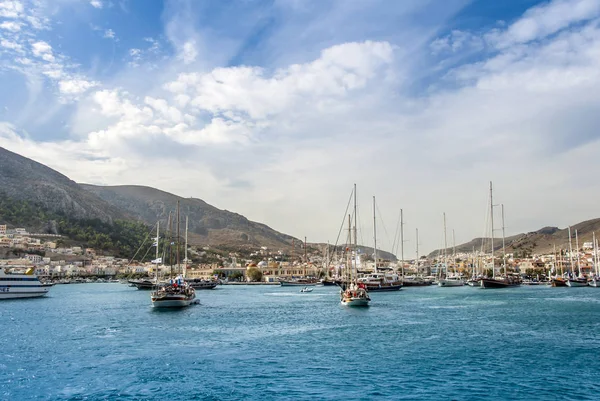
left=438, top=278, right=464, bottom=287
left=0, top=268, right=51, bottom=299
left=279, top=278, right=318, bottom=286
left=128, top=278, right=158, bottom=290
left=300, top=287, right=313, bottom=293
left=566, top=278, right=588, bottom=287
left=151, top=277, right=196, bottom=308
left=589, top=277, right=600, bottom=287
left=552, top=277, right=568, bottom=287
left=186, top=279, right=219, bottom=290
left=480, top=277, right=520, bottom=288
left=358, top=272, right=403, bottom=292
left=466, top=278, right=480, bottom=287
left=341, top=282, right=370, bottom=307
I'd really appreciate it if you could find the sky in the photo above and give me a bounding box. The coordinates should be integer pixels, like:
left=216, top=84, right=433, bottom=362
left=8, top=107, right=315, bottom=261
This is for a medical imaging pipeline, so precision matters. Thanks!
left=1, top=0, right=600, bottom=256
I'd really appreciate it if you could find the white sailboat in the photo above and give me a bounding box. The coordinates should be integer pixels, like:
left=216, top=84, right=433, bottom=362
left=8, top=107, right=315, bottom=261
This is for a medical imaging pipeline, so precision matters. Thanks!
left=340, top=185, right=370, bottom=307
left=567, top=228, right=587, bottom=287
left=439, top=213, right=464, bottom=287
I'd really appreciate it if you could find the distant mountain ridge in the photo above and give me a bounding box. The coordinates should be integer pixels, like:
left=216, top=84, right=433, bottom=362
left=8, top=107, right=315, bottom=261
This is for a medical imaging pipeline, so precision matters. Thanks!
left=429, top=218, right=600, bottom=257
left=80, top=184, right=297, bottom=249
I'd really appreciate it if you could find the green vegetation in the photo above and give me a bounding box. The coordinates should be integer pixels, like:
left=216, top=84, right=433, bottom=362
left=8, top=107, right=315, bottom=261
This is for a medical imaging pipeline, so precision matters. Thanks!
left=246, top=267, right=263, bottom=282
left=0, top=193, right=150, bottom=258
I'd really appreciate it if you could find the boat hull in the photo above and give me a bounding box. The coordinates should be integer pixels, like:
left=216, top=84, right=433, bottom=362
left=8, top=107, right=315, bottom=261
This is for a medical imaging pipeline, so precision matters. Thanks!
left=566, top=279, right=588, bottom=287
left=365, top=284, right=402, bottom=292
left=402, top=280, right=432, bottom=287
left=480, top=278, right=520, bottom=288
left=151, top=294, right=196, bottom=308
left=552, top=278, right=568, bottom=287
left=0, top=289, right=49, bottom=299
left=589, top=279, right=600, bottom=287
left=438, top=279, right=464, bottom=287
left=128, top=279, right=156, bottom=290
left=279, top=281, right=317, bottom=286
left=187, top=281, right=218, bottom=290
left=341, top=298, right=370, bottom=307
left=466, top=279, right=480, bottom=287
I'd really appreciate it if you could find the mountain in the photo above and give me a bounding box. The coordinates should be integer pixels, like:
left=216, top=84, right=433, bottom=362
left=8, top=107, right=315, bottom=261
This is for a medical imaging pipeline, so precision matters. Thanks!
left=429, top=218, right=600, bottom=258
left=80, top=184, right=296, bottom=249
left=0, top=147, right=126, bottom=226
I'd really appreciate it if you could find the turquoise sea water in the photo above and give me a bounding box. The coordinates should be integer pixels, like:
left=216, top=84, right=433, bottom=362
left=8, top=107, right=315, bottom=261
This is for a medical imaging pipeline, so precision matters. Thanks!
left=1, top=284, right=600, bottom=400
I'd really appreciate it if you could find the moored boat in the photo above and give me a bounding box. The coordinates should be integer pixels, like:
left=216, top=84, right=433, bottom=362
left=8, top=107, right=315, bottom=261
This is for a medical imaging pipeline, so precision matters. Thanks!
left=186, top=279, right=219, bottom=290
left=279, top=278, right=318, bottom=286
left=151, top=277, right=196, bottom=308
left=552, top=277, right=568, bottom=287
left=0, top=268, right=51, bottom=299
left=566, top=278, right=588, bottom=287
left=438, top=278, right=464, bottom=287
left=480, top=277, right=520, bottom=289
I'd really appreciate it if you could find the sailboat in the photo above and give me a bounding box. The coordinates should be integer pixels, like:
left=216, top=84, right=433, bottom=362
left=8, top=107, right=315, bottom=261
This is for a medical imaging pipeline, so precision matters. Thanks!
left=340, top=185, right=371, bottom=307
left=151, top=201, right=197, bottom=308
left=480, top=184, right=520, bottom=288
left=566, top=228, right=587, bottom=287
left=438, top=214, right=464, bottom=287
left=358, top=196, right=402, bottom=292
left=589, top=232, right=599, bottom=287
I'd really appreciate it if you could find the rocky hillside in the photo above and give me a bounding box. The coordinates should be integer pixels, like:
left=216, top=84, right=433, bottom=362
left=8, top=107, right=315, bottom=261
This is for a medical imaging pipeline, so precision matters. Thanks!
left=80, top=184, right=297, bottom=249
left=0, top=147, right=126, bottom=227
left=429, top=218, right=600, bottom=257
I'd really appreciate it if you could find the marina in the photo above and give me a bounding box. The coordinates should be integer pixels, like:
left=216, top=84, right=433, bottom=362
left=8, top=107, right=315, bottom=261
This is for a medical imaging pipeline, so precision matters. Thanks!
left=2, top=283, right=600, bottom=400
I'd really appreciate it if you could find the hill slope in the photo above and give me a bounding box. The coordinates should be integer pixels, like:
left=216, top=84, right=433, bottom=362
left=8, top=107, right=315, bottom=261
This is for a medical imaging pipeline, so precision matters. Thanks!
left=0, top=147, right=126, bottom=226
left=429, top=218, right=600, bottom=257
left=80, top=184, right=297, bottom=249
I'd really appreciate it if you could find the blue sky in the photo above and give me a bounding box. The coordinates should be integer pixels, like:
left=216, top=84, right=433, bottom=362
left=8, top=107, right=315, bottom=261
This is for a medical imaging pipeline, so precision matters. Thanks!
left=2, top=0, right=600, bottom=254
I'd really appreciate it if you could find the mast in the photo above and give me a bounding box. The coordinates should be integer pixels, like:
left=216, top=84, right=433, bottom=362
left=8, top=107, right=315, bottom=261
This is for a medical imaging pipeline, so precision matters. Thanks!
left=553, top=244, right=557, bottom=278
left=348, top=214, right=352, bottom=283
left=176, top=200, right=180, bottom=276
left=575, top=229, right=581, bottom=277
left=373, top=196, right=377, bottom=274
left=443, top=213, right=447, bottom=279
left=592, top=231, right=598, bottom=280
left=452, top=228, right=456, bottom=277
left=155, top=221, right=160, bottom=282
left=416, top=228, right=419, bottom=276
left=168, top=211, right=173, bottom=279
left=501, top=204, right=506, bottom=277
left=304, top=236, right=307, bottom=277
left=400, top=209, right=404, bottom=279
left=353, top=184, right=357, bottom=283
left=568, top=226, right=574, bottom=278
left=490, top=181, right=495, bottom=278
left=184, top=216, right=188, bottom=279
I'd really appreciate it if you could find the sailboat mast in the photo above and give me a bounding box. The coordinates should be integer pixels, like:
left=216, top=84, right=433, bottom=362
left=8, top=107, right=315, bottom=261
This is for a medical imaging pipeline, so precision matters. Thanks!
left=452, top=229, right=456, bottom=277
left=443, top=212, right=447, bottom=278
left=575, top=229, right=581, bottom=277
left=304, top=236, right=307, bottom=277
left=593, top=232, right=597, bottom=277
left=353, top=184, right=357, bottom=282
left=176, top=200, right=180, bottom=275
left=400, top=209, right=404, bottom=279
left=490, top=181, right=495, bottom=278
left=501, top=204, right=506, bottom=277
left=184, top=216, right=188, bottom=279
left=373, top=196, right=377, bottom=274
left=568, top=226, right=574, bottom=278
left=155, top=221, right=159, bottom=282
left=168, top=211, right=173, bottom=279
left=416, top=228, right=419, bottom=276
left=348, top=214, right=352, bottom=283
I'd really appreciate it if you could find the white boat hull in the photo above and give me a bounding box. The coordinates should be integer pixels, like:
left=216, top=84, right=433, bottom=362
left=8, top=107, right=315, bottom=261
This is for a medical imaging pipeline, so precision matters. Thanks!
left=566, top=279, right=588, bottom=287
left=0, top=289, right=49, bottom=299
left=589, top=280, right=600, bottom=287
left=438, top=279, right=464, bottom=287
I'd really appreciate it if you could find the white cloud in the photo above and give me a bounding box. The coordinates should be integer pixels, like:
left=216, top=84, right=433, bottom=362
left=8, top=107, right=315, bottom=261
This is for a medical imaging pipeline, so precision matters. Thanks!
left=0, top=38, right=23, bottom=52
left=103, top=29, right=116, bottom=40
left=90, top=0, right=103, bottom=9
left=59, top=79, right=98, bottom=95
left=180, top=40, right=197, bottom=64
left=31, top=40, right=52, bottom=57
left=0, top=20, right=21, bottom=31
left=0, top=0, right=23, bottom=18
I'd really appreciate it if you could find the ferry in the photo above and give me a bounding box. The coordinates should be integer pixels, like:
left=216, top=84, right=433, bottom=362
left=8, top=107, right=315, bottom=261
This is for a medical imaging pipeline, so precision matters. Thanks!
left=0, top=268, right=52, bottom=299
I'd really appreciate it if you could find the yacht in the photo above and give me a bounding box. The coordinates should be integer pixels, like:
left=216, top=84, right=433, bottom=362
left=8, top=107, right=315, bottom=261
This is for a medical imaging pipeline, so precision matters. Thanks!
left=358, top=272, right=402, bottom=291
left=0, top=268, right=52, bottom=299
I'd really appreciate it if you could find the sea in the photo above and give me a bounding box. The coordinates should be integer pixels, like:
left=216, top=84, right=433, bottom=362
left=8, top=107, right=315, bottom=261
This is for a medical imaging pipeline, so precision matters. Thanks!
left=1, top=283, right=599, bottom=401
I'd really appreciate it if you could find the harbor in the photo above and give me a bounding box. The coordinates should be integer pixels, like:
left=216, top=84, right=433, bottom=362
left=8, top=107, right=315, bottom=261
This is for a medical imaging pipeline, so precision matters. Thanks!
left=2, top=283, right=600, bottom=400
